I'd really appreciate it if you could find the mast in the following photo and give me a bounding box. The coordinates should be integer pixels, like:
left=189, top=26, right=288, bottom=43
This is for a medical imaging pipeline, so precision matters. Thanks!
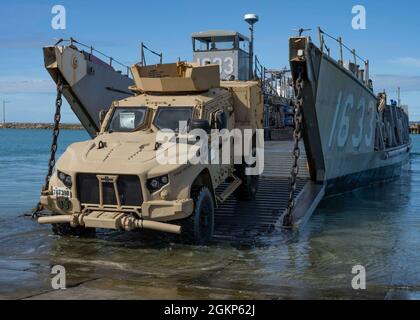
left=244, top=13, right=259, bottom=80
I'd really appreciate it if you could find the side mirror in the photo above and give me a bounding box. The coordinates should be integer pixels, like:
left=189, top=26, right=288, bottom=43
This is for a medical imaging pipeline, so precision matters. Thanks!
left=189, top=119, right=210, bottom=134
left=99, top=110, right=106, bottom=126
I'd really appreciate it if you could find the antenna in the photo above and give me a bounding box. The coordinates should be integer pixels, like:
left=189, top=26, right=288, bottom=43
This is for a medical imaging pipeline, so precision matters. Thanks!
left=244, top=13, right=259, bottom=80
left=244, top=13, right=259, bottom=25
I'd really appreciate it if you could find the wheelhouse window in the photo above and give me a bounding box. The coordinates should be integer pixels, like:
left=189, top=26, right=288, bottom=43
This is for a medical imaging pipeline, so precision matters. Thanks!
left=193, top=37, right=236, bottom=51
left=153, top=107, right=193, bottom=132
left=192, top=34, right=249, bottom=53
left=107, top=107, right=147, bottom=132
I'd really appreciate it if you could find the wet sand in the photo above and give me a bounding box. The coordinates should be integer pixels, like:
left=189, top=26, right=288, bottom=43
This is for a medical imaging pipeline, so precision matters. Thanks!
left=1, top=213, right=419, bottom=300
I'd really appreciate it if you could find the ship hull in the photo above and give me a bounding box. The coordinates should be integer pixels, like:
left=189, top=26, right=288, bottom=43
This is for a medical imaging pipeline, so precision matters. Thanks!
left=289, top=37, right=411, bottom=194
left=324, top=151, right=408, bottom=196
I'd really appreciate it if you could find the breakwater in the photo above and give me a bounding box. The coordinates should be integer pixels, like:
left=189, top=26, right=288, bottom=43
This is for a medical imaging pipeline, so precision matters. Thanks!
left=0, top=123, right=83, bottom=130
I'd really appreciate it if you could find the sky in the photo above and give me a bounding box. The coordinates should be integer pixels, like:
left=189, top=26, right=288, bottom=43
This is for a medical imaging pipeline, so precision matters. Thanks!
left=0, top=0, right=420, bottom=122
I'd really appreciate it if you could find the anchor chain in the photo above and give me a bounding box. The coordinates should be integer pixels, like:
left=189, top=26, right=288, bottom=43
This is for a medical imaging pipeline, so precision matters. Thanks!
left=283, top=71, right=304, bottom=227
left=32, top=77, right=63, bottom=217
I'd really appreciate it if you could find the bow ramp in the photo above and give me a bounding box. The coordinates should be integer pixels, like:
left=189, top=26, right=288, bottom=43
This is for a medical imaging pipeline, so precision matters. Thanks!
left=43, top=40, right=134, bottom=137
left=214, top=141, right=325, bottom=242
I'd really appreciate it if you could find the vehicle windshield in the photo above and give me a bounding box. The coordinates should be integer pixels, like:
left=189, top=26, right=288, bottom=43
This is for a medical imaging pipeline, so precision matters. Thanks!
left=107, top=107, right=147, bottom=132
left=154, top=107, right=193, bottom=132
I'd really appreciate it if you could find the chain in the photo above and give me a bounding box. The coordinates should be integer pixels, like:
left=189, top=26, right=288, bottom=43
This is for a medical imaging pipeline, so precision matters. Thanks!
left=283, top=70, right=304, bottom=227
left=32, top=78, right=63, bottom=217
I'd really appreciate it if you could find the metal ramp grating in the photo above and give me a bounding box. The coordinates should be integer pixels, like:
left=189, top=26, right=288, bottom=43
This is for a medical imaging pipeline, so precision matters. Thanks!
left=213, top=177, right=307, bottom=242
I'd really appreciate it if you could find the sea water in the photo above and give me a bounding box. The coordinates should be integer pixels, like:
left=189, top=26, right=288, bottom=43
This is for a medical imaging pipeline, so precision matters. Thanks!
left=0, top=129, right=419, bottom=299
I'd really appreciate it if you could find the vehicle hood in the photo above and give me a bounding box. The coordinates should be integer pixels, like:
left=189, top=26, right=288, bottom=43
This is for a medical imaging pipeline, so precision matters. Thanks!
left=84, top=133, right=158, bottom=163
left=56, top=132, right=201, bottom=176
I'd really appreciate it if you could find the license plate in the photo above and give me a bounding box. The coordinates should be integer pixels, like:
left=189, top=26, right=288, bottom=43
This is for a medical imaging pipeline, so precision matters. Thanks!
left=52, top=186, right=71, bottom=198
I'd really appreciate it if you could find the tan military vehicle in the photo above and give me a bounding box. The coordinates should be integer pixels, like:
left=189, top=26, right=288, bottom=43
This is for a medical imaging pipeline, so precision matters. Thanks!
left=39, top=61, right=263, bottom=244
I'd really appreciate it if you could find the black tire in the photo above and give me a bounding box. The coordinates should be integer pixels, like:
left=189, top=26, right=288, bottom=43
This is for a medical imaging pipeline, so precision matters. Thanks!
left=181, top=187, right=214, bottom=245
left=52, top=223, right=95, bottom=237
left=234, top=141, right=259, bottom=201
left=234, top=163, right=259, bottom=201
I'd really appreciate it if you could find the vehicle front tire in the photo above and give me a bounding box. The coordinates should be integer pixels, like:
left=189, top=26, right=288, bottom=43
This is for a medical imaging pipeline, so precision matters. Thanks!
left=181, top=187, right=214, bottom=245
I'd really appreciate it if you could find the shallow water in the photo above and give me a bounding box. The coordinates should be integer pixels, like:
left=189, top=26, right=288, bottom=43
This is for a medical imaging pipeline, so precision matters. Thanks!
left=0, top=129, right=419, bottom=299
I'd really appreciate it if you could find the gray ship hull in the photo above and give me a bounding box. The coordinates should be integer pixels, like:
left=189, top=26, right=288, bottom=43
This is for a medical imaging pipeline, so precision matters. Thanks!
left=289, top=37, right=411, bottom=196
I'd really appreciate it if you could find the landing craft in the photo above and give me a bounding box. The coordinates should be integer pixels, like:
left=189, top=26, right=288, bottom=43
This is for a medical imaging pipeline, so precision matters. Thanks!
left=37, top=17, right=410, bottom=242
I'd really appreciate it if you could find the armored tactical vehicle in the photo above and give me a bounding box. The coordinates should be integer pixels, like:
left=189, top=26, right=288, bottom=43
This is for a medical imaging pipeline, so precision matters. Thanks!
left=38, top=61, right=263, bottom=244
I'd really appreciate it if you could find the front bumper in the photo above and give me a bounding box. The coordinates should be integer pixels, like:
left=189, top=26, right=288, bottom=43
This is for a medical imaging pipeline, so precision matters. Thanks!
left=142, top=199, right=194, bottom=220
left=38, top=211, right=182, bottom=234
left=40, top=194, right=194, bottom=221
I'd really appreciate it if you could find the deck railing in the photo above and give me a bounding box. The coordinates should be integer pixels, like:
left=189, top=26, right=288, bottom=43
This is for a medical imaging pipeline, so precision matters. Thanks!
left=317, top=27, right=370, bottom=87
left=254, top=55, right=292, bottom=99
left=140, top=42, right=163, bottom=66
left=54, top=38, right=131, bottom=76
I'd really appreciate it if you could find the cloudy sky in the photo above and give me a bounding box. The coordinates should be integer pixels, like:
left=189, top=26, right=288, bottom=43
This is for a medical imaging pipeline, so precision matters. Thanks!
left=0, top=0, right=420, bottom=122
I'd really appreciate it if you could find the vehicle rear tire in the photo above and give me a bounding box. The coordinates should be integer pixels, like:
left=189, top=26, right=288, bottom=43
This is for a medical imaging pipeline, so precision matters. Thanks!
left=181, top=187, right=214, bottom=245
left=234, top=163, right=259, bottom=201
left=234, top=142, right=259, bottom=201
left=52, top=222, right=95, bottom=237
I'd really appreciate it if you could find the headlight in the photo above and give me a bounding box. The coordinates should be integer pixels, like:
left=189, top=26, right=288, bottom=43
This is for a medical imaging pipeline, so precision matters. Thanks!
left=147, top=175, right=169, bottom=192
left=160, top=175, right=168, bottom=184
left=58, top=172, right=66, bottom=181
left=150, top=179, right=160, bottom=189
left=58, top=171, right=72, bottom=188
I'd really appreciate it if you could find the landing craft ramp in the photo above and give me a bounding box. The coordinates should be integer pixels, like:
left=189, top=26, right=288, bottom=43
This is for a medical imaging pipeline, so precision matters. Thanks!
left=43, top=39, right=133, bottom=137
left=214, top=141, right=325, bottom=242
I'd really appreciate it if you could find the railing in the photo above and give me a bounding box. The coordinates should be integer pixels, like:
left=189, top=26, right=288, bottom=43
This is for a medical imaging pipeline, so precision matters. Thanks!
left=54, top=37, right=131, bottom=76
left=254, top=55, right=293, bottom=99
left=317, top=27, right=370, bottom=87
left=140, top=42, right=163, bottom=66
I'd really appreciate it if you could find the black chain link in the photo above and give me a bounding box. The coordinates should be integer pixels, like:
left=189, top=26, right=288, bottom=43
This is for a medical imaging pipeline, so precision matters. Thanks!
left=32, top=78, right=63, bottom=217
left=283, top=71, right=304, bottom=227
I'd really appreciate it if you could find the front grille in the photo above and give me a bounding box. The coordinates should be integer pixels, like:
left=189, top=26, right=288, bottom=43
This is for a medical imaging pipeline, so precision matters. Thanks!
left=77, top=174, right=99, bottom=204
left=76, top=173, right=143, bottom=207
left=116, top=175, right=143, bottom=206
left=103, top=182, right=117, bottom=205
